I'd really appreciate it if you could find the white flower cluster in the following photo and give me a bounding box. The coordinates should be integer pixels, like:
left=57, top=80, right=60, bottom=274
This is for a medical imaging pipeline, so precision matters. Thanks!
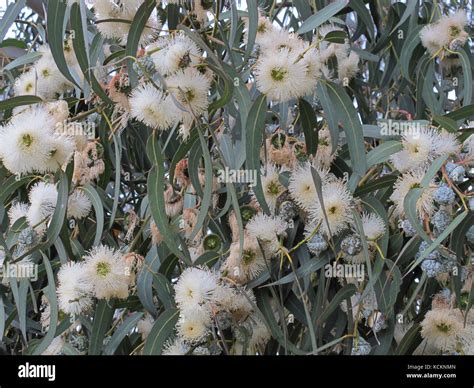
left=92, top=0, right=160, bottom=45
left=249, top=15, right=359, bottom=102
left=0, top=102, right=75, bottom=175
left=390, top=128, right=460, bottom=173
left=8, top=183, right=91, bottom=237
left=8, top=178, right=91, bottom=235
left=419, top=283, right=474, bottom=354
left=288, top=161, right=355, bottom=237
left=166, top=266, right=269, bottom=354
left=389, top=126, right=463, bottom=218
left=14, top=45, right=82, bottom=99
left=128, top=33, right=213, bottom=138
left=287, top=161, right=385, bottom=268
left=222, top=212, right=288, bottom=283
left=387, top=124, right=472, bottom=283
left=57, top=245, right=132, bottom=315
left=1, top=0, right=473, bottom=357
left=420, top=11, right=469, bottom=55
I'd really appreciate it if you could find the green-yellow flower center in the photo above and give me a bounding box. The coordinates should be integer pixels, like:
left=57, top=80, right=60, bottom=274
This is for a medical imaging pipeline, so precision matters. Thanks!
left=266, top=180, right=281, bottom=196
left=436, top=322, right=452, bottom=334
left=271, top=67, right=287, bottom=82
left=21, top=134, right=34, bottom=148
left=257, top=23, right=267, bottom=33
left=179, top=52, right=191, bottom=69
left=449, top=25, right=460, bottom=38
left=184, top=89, right=195, bottom=102
left=241, top=206, right=256, bottom=222
left=242, top=249, right=256, bottom=265
left=96, top=261, right=111, bottom=278
left=146, top=106, right=159, bottom=119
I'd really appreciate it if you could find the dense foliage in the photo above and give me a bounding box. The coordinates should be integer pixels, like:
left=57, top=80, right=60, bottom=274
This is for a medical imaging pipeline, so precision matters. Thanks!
left=0, top=0, right=473, bottom=356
